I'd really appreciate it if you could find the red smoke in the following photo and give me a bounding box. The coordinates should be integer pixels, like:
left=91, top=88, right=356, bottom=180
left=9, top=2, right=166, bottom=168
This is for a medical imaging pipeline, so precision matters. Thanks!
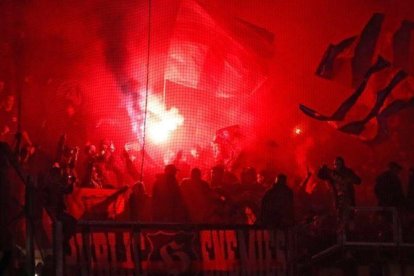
left=1, top=0, right=414, bottom=204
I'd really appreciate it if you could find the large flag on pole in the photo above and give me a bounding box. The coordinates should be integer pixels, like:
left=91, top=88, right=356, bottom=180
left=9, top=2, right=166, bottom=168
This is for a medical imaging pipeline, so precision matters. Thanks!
left=164, top=0, right=274, bottom=97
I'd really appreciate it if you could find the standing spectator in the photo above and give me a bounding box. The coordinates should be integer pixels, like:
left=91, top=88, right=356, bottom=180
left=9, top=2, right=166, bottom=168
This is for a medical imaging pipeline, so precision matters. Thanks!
left=95, top=139, right=124, bottom=188
left=317, top=156, right=361, bottom=225
left=129, top=182, right=151, bottom=221
left=238, top=167, right=265, bottom=224
left=375, top=161, right=405, bottom=208
left=152, top=164, right=188, bottom=223
left=257, top=169, right=274, bottom=191
left=180, top=168, right=216, bottom=223
left=259, top=174, right=294, bottom=228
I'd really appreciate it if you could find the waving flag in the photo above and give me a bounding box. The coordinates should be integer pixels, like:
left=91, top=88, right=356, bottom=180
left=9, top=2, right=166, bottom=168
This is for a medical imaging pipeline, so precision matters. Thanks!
left=164, top=0, right=274, bottom=97
left=300, top=13, right=414, bottom=143
left=338, top=70, right=408, bottom=134
left=301, top=56, right=390, bottom=121
left=393, top=20, right=414, bottom=75
left=367, top=96, right=414, bottom=144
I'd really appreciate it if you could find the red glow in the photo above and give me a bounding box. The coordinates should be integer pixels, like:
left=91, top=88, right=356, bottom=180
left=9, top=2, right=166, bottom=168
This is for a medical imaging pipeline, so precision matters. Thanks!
left=1, top=0, right=412, bottom=208
left=147, top=95, right=184, bottom=144
left=145, top=93, right=184, bottom=144
left=124, top=89, right=184, bottom=145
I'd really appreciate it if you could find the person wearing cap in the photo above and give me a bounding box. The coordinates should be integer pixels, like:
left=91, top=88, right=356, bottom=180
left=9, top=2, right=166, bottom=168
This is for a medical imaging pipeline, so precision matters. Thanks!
left=375, top=161, right=405, bottom=208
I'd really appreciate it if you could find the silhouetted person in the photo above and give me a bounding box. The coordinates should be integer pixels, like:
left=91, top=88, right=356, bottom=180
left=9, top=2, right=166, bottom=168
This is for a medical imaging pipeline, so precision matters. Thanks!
left=318, top=156, right=361, bottom=224
left=237, top=167, right=265, bottom=223
left=43, top=164, right=77, bottom=254
left=375, top=162, right=405, bottom=208
left=257, top=169, right=275, bottom=191
left=129, top=182, right=151, bottom=221
left=295, top=168, right=315, bottom=222
left=239, top=167, right=265, bottom=198
left=180, top=168, right=215, bottom=223
left=210, top=165, right=238, bottom=192
left=152, top=164, right=188, bottom=223
left=259, top=174, right=294, bottom=228
left=240, top=167, right=258, bottom=187
left=81, top=144, right=103, bottom=188
left=0, top=142, right=16, bottom=273
left=209, top=165, right=253, bottom=223
left=95, top=139, right=124, bottom=188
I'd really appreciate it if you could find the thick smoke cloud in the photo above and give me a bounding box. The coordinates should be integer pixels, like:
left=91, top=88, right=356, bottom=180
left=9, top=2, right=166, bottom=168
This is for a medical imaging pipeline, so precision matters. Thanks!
left=1, top=0, right=413, bottom=203
left=99, top=5, right=129, bottom=93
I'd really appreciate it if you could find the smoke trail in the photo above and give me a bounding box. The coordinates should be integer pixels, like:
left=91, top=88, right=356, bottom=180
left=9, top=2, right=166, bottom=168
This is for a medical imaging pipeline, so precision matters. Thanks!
left=97, top=1, right=146, bottom=143
left=98, top=2, right=130, bottom=91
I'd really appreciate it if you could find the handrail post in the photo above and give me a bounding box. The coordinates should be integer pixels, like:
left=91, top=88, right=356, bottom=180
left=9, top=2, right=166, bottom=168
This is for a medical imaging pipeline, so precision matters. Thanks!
left=53, top=219, right=64, bottom=275
left=392, top=207, right=399, bottom=245
left=25, top=176, right=35, bottom=275
left=286, top=227, right=296, bottom=276
left=132, top=226, right=144, bottom=276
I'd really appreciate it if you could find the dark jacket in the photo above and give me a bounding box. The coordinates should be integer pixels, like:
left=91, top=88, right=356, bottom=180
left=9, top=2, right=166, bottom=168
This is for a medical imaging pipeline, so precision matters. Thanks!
left=152, top=174, right=188, bottom=223
left=375, top=170, right=405, bottom=207
left=259, top=182, right=294, bottom=228
left=318, top=165, right=361, bottom=209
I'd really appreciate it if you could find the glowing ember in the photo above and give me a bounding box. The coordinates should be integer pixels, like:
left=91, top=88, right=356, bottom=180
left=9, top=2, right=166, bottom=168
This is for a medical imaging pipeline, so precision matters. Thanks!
left=190, top=148, right=199, bottom=158
left=294, top=127, right=302, bottom=135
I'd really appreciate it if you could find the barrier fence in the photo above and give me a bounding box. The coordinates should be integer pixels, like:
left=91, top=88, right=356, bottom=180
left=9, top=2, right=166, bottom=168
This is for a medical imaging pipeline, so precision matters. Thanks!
left=54, top=221, right=291, bottom=275
left=9, top=179, right=414, bottom=275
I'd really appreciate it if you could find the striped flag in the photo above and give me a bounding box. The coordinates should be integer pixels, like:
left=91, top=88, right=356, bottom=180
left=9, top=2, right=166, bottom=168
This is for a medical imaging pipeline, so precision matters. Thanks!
left=301, top=56, right=391, bottom=122
left=301, top=13, right=414, bottom=143
left=315, top=13, right=414, bottom=86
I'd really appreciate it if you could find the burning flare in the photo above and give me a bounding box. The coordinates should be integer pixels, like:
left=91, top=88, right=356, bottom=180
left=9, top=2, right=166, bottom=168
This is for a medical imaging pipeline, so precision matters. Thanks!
left=145, top=93, right=184, bottom=144
left=125, top=88, right=184, bottom=145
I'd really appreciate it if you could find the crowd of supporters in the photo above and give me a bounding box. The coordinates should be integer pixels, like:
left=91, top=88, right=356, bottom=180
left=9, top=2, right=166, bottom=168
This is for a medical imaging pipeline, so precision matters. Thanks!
left=1, top=85, right=414, bottom=274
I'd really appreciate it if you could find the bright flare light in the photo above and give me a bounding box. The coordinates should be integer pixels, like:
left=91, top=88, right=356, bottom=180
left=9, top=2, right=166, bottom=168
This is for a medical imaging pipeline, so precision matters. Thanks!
left=145, top=94, right=184, bottom=144
left=294, top=127, right=302, bottom=135
left=125, top=89, right=184, bottom=145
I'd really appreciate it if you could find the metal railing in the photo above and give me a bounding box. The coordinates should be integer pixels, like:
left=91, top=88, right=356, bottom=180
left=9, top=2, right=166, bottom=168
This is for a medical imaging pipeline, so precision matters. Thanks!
left=50, top=206, right=414, bottom=275
left=342, top=206, right=414, bottom=247
left=306, top=207, right=414, bottom=263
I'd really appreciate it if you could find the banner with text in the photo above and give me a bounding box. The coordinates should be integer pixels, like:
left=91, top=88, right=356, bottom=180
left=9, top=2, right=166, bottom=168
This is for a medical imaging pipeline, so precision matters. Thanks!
left=65, top=227, right=287, bottom=275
